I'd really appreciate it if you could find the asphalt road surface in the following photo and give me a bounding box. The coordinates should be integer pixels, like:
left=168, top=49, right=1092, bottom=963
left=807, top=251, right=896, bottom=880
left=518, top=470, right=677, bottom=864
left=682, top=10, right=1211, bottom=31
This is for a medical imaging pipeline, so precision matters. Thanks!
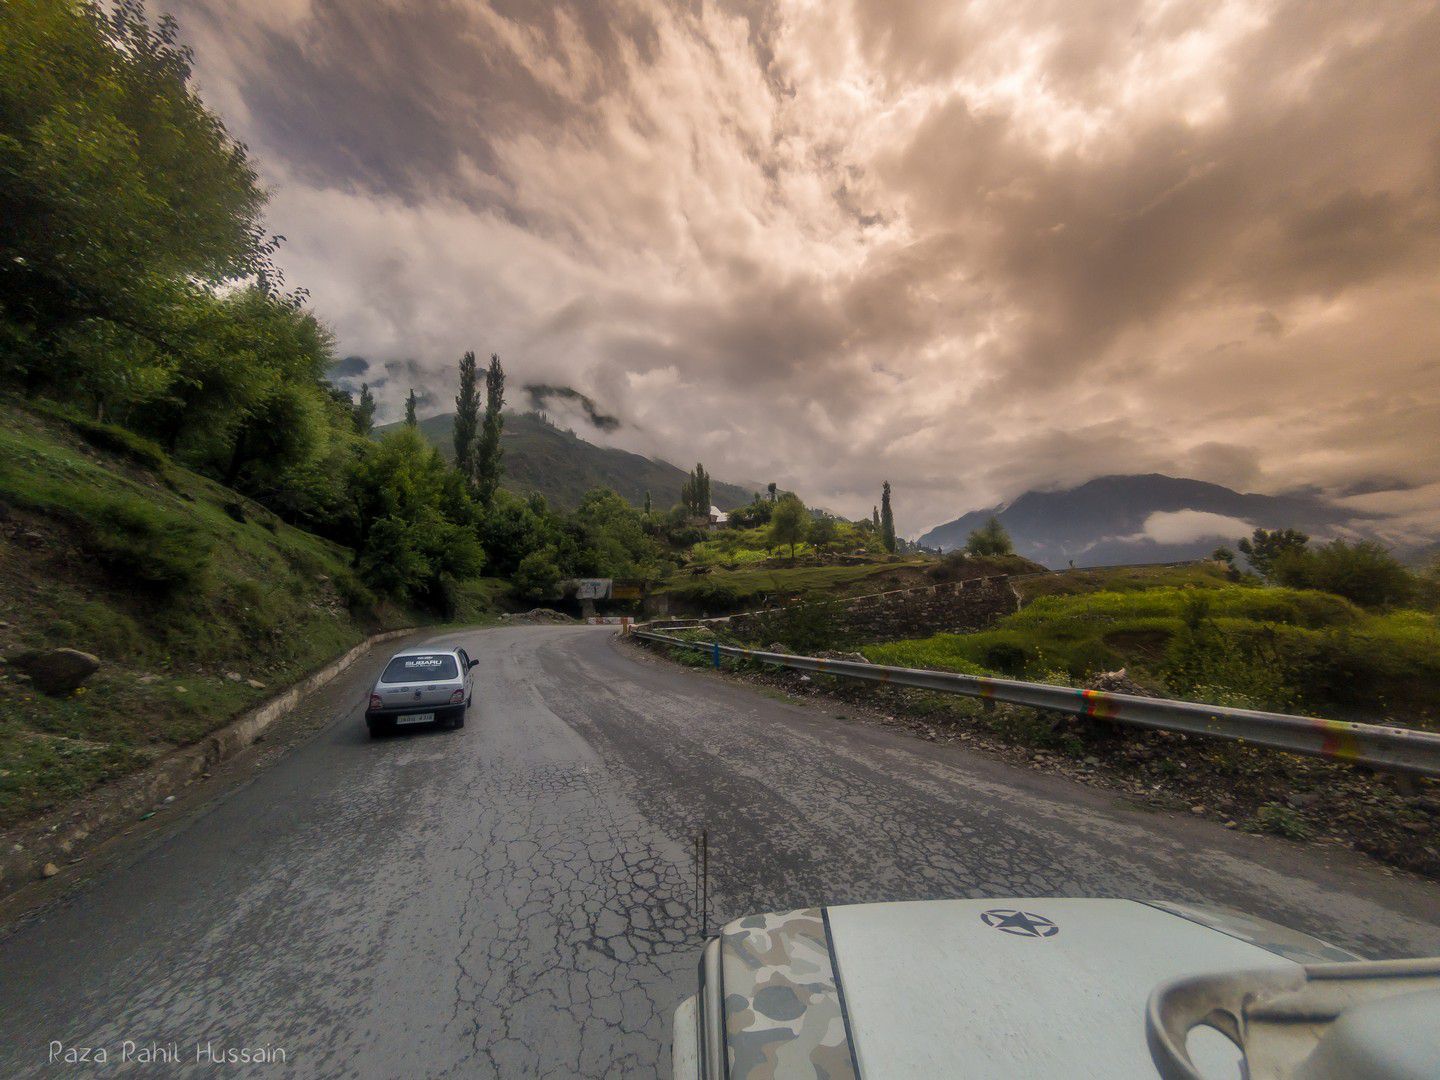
left=2, top=625, right=1437, bottom=1078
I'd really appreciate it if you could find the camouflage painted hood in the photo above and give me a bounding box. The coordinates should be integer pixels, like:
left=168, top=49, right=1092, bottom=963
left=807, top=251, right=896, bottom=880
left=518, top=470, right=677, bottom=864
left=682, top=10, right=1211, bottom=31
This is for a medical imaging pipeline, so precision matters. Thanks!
left=710, top=899, right=1354, bottom=1079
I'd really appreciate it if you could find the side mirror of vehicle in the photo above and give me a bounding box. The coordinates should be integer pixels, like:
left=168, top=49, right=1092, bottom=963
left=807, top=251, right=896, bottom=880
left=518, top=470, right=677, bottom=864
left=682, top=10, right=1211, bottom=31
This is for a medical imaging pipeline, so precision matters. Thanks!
left=468, top=659, right=479, bottom=670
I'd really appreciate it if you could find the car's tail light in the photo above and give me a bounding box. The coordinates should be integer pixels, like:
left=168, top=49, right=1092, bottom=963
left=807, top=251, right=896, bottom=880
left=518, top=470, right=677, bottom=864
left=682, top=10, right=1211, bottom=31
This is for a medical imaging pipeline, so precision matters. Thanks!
left=369, top=694, right=383, bottom=710
left=449, top=689, right=465, bottom=704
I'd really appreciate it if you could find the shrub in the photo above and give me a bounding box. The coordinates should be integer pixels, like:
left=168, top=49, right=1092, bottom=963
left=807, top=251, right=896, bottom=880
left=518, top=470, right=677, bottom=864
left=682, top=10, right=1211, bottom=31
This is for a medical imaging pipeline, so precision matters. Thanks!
left=672, top=582, right=743, bottom=612
left=514, top=548, right=562, bottom=602
left=1251, top=803, right=1312, bottom=840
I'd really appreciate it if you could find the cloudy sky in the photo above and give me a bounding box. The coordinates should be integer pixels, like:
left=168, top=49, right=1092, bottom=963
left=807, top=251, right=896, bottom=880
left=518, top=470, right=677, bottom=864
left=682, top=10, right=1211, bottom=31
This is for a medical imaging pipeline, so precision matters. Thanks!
left=169, top=0, right=1440, bottom=536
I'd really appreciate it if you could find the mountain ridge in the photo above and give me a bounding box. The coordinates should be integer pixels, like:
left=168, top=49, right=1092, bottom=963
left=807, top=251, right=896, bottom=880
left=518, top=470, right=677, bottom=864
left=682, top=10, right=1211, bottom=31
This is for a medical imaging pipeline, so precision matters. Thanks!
left=919, top=473, right=1377, bottom=568
left=378, top=410, right=756, bottom=513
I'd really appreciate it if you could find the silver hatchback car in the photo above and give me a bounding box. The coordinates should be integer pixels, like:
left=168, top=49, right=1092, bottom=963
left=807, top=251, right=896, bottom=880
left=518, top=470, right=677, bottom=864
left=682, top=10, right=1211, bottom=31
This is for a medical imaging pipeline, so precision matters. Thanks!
left=365, top=646, right=476, bottom=736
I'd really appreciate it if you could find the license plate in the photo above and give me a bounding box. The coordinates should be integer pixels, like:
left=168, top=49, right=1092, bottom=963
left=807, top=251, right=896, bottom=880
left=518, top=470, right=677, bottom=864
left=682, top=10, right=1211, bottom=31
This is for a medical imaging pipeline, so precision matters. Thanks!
left=396, top=712, right=435, bottom=725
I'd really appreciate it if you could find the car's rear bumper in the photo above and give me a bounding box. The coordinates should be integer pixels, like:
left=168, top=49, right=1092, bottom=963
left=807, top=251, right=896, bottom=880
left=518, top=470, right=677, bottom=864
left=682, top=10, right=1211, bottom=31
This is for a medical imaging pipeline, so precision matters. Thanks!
left=365, top=704, right=463, bottom=729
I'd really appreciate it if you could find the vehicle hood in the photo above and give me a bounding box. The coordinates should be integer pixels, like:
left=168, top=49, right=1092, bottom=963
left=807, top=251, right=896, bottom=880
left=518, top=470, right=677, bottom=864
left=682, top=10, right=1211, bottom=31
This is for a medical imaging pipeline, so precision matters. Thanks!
left=718, top=898, right=1353, bottom=1080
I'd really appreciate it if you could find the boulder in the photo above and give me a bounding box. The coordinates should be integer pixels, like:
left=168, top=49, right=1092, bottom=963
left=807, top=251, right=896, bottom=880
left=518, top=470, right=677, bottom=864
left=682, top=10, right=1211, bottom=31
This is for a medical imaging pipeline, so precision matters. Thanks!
left=1084, top=668, right=1159, bottom=698
left=8, top=648, right=100, bottom=695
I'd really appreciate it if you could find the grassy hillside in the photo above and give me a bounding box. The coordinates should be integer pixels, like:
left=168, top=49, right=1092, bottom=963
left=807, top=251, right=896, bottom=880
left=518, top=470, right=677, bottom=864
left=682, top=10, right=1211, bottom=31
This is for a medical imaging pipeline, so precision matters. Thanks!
left=866, top=581, right=1440, bottom=726
left=0, top=402, right=505, bottom=827
left=387, top=411, right=755, bottom=512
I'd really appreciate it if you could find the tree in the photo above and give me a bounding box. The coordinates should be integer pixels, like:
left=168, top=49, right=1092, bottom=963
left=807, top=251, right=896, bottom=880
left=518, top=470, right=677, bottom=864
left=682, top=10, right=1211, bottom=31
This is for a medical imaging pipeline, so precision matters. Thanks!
left=880, top=481, right=896, bottom=554
left=643, top=490, right=652, bottom=516
left=1272, top=539, right=1413, bottom=608
left=769, top=494, right=808, bottom=559
left=680, top=463, right=712, bottom=517
left=475, top=353, right=505, bottom=505
left=767, top=482, right=777, bottom=502
left=1237, top=527, right=1309, bottom=581
left=809, top=515, right=838, bottom=553
left=354, top=383, right=376, bottom=436
left=453, top=350, right=480, bottom=483
left=348, top=427, right=483, bottom=605
left=403, top=388, right=417, bottom=427
left=965, top=516, right=1013, bottom=556
left=0, top=0, right=274, bottom=388
left=872, top=506, right=880, bottom=530
left=1211, top=546, right=1235, bottom=565
left=513, top=547, right=562, bottom=602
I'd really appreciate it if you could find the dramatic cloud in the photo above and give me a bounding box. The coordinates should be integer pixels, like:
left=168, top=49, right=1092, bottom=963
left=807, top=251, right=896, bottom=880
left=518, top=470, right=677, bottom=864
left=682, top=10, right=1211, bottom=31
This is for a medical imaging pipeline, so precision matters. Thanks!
left=170, top=0, right=1440, bottom=536
left=1126, top=510, right=1255, bottom=546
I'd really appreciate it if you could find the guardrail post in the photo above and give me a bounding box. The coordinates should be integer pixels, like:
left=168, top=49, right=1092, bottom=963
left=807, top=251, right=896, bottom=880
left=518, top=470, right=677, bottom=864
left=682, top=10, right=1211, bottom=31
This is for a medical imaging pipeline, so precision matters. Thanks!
left=712, top=642, right=721, bottom=669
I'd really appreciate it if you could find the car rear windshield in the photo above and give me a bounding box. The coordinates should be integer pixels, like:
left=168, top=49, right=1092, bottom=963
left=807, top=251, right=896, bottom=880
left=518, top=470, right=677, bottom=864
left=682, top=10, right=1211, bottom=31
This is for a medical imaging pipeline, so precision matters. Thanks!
left=381, top=654, right=459, bottom=683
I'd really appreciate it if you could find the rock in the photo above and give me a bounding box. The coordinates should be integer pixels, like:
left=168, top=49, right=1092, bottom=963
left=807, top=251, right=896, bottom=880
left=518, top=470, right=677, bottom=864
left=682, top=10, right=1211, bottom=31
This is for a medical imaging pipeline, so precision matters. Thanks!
left=246, top=678, right=266, bottom=689
left=1083, top=756, right=1101, bottom=767
left=163, top=795, right=175, bottom=803
left=1224, top=820, right=1238, bottom=829
left=175, top=686, right=188, bottom=694
left=7, top=648, right=100, bottom=695
left=225, top=671, right=243, bottom=682
left=1287, top=792, right=1320, bottom=809
left=41, top=862, right=59, bottom=878
left=1191, top=805, right=1206, bottom=815
left=21, top=530, right=45, bottom=548
left=1084, top=668, right=1160, bottom=697
left=137, top=674, right=160, bottom=684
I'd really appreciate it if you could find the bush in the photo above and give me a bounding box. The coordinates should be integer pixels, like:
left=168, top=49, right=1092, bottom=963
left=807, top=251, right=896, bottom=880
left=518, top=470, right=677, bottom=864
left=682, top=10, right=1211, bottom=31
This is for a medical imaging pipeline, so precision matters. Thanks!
left=671, top=582, right=744, bottom=612
left=746, top=597, right=848, bottom=653
left=965, top=517, right=1013, bottom=556
left=1251, top=803, right=1311, bottom=840
left=983, top=641, right=1032, bottom=675
left=514, top=548, right=562, bottom=602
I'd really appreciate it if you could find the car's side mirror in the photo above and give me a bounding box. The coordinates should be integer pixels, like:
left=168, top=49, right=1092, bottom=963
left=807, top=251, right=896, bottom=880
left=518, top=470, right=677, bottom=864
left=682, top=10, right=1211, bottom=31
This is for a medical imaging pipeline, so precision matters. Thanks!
left=468, top=659, right=479, bottom=670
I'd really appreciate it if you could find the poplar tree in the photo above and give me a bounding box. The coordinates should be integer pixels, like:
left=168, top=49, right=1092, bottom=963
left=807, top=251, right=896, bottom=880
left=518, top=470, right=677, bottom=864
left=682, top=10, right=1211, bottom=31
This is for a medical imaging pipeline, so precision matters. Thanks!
left=475, top=353, right=505, bottom=505
left=881, top=481, right=896, bottom=553
left=404, top=388, right=417, bottom=427
left=453, top=351, right=480, bottom=483
left=355, top=383, right=376, bottom=435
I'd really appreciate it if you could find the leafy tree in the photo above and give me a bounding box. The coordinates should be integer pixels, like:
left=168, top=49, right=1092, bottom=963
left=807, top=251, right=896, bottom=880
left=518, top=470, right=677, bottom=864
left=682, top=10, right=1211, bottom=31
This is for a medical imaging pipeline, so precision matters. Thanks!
left=403, top=388, right=417, bottom=427
left=477, top=488, right=549, bottom=577
left=452, top=350, right=479, bottom=483
left=872, top=506, right=880, bottom=530
left=1272, top=539, right=1413, bottom=608
left=643, top=490, right=652, bottom=516
left=1211, top=546, right=1235, bottom=565
left=880, top=481, right=896, bottom=553
left=354, top=382, right=376, bottom=436
left=681, top=463, right=712, bottom=517
left=572, top=488, right=662, bottom=577
left=965, top=516, right=1013, bottom=556
left=809, top=515, right=839, bottom=553
left=1236, top=527, right=1309, bottom=581
left=766, top=482, right=777, bottom=502
left=0, top=0, right=275, bottom=386
left=769, top=493, right=809, bottom=559
left=513, top=547, right=562, bottom=602
left=475, top=353, right=505, bottom=505
left=728, top=496, right=773, bottom=529
left=348, top=427, right=483, bottom=606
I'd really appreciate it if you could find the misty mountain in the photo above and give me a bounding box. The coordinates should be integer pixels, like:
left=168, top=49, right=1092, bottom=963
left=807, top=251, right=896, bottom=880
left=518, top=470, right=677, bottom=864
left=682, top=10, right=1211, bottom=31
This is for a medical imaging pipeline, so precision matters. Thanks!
left=377, top=411, right=755, bottom=513
left=918, top=474, right=1373, bottom=568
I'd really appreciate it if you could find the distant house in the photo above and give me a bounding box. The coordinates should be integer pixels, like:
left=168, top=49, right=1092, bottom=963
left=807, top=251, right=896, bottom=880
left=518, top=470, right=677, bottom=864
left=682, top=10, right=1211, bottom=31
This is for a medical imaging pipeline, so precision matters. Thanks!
left=708, top=505, right=729, bottom=528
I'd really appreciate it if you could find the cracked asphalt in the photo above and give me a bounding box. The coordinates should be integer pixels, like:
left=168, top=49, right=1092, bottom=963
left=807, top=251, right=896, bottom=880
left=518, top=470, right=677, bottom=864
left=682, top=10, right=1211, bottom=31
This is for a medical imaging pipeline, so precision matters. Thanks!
left=1, top=625, right=1436, bottom=1077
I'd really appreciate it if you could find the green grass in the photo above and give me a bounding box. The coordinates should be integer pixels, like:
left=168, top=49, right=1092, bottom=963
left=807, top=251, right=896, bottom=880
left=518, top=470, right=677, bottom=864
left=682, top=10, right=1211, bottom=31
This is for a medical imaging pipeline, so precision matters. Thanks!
left=1013, top=561, right=1235, bottom=603
left=0, top=401, right=426, bottom=827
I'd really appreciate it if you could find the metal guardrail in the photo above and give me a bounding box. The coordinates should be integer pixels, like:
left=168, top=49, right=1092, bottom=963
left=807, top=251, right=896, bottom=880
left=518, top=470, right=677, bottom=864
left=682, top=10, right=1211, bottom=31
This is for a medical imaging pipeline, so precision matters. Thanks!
left=631, top=629, right=1440, bottom=778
